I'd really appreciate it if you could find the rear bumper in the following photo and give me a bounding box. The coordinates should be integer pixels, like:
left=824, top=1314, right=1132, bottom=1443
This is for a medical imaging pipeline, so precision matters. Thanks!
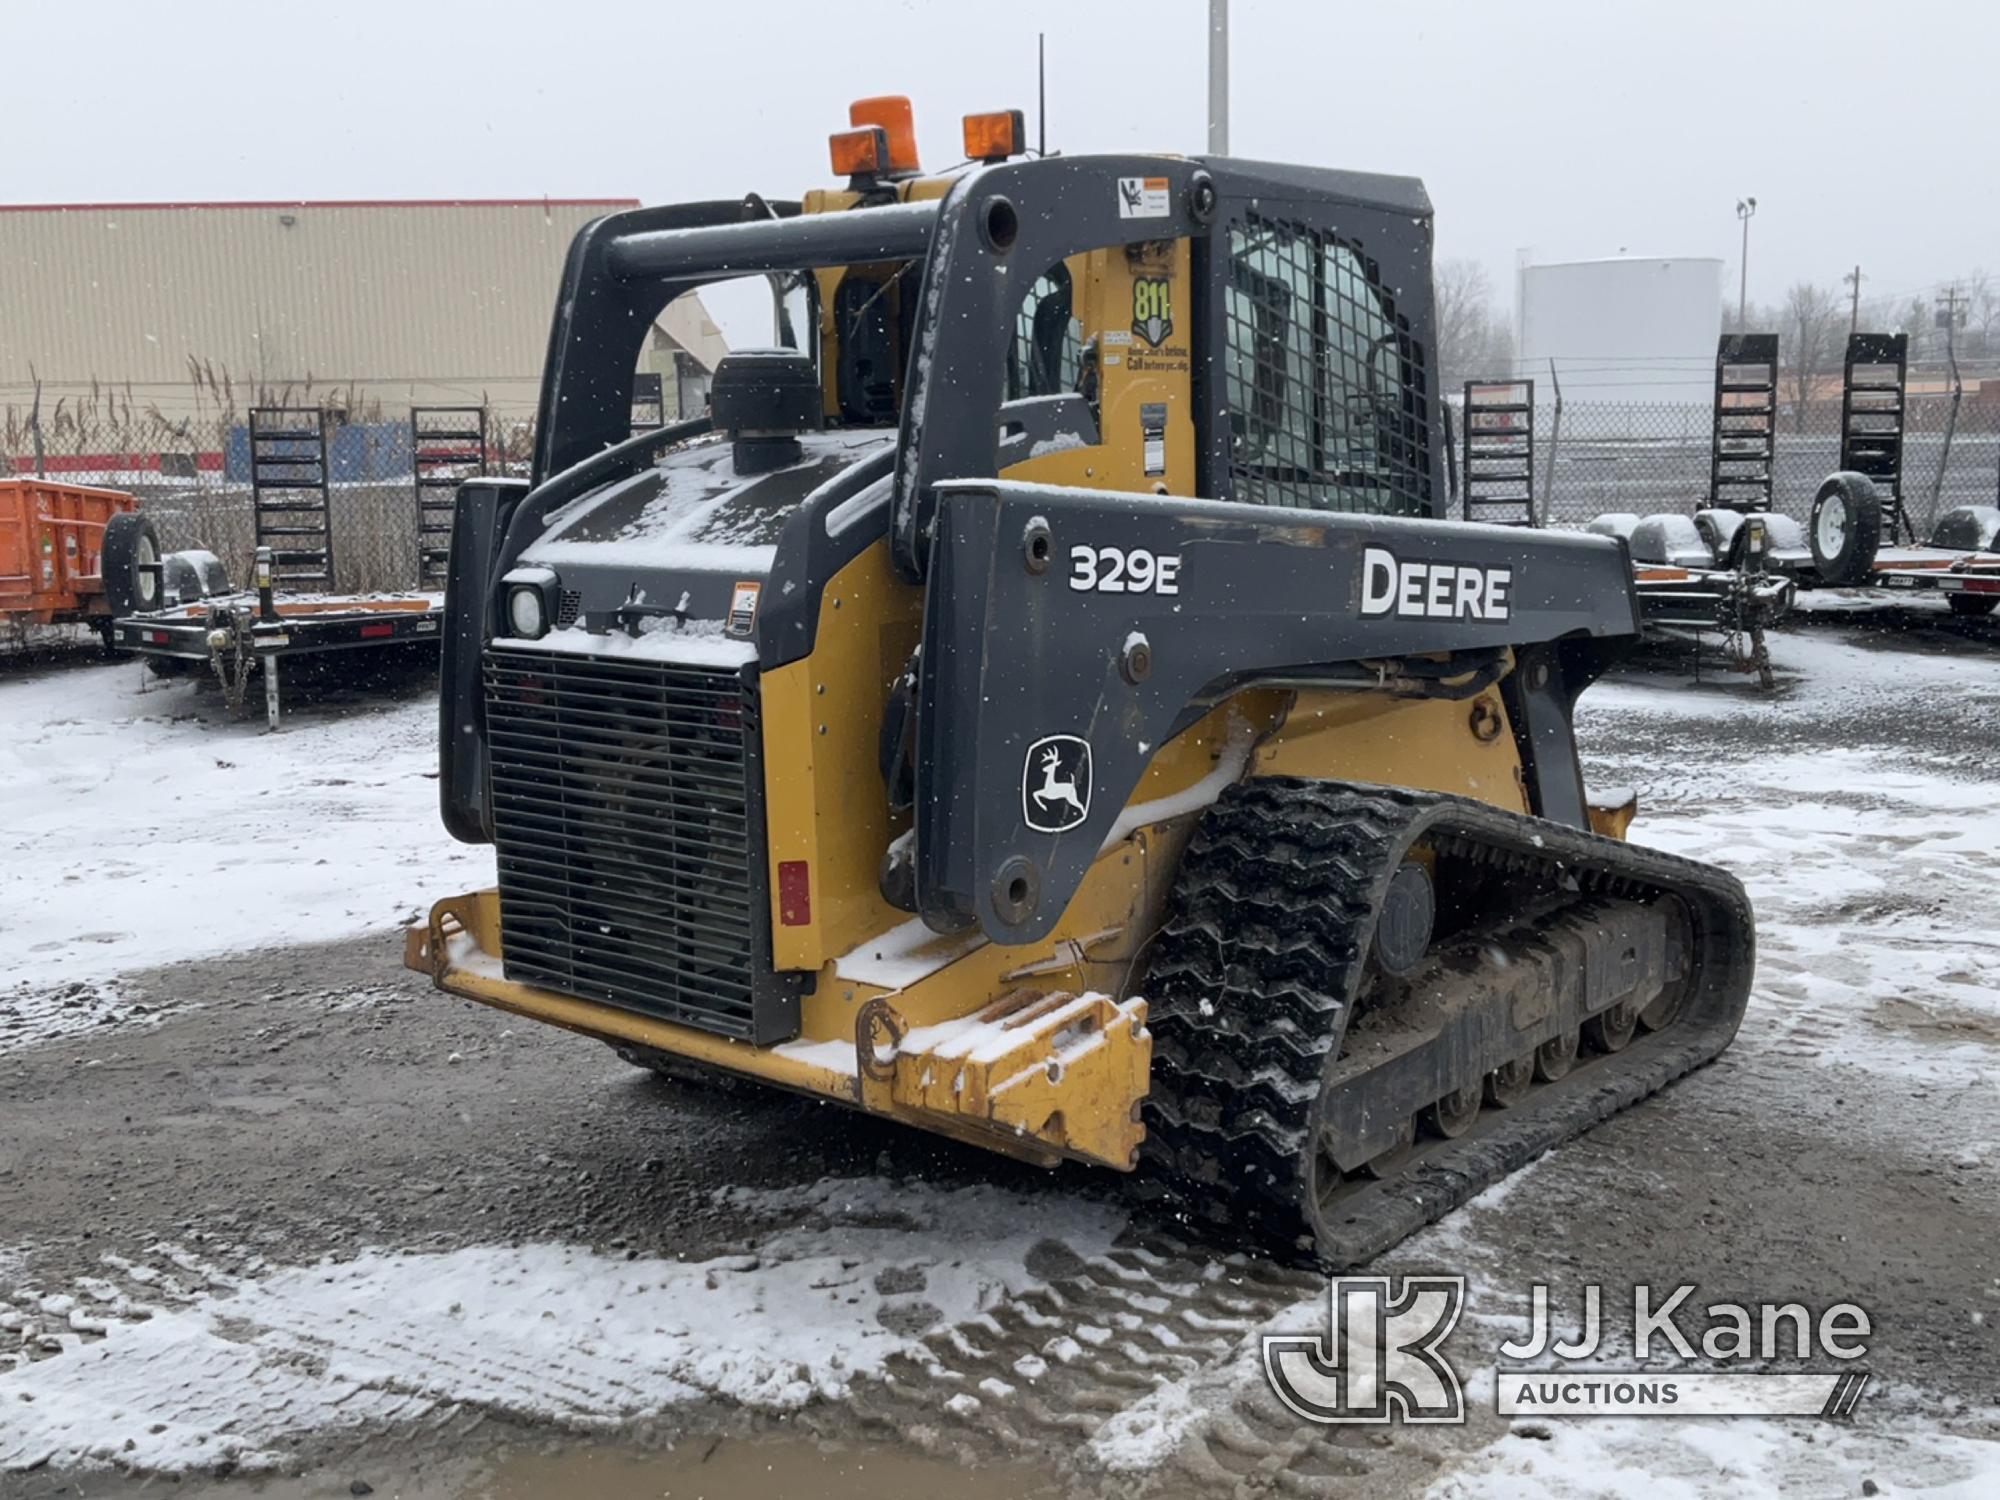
left=1867, top=562, right=2000, bottom=597
left=405, top=887, right=1151, bottom=1172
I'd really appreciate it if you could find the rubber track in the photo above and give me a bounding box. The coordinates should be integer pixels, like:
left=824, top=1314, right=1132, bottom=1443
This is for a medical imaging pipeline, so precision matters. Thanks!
left=1139, top=777, right=1755, bottom=1268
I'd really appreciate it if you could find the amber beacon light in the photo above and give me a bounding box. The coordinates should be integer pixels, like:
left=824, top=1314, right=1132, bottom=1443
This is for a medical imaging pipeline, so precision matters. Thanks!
left=829, top=126, right=889, bottom=179
left=848, top=95, right=921, bottom=175
left=963, top=109, right=1026, bottom=163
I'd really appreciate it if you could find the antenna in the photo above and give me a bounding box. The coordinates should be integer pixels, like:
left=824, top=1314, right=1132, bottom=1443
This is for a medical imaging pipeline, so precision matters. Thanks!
left=1037, top=32, right=1047, bottom=157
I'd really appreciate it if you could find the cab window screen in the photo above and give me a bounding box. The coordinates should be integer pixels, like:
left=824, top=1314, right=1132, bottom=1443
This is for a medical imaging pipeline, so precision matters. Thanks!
left=1005, top=264, right=1083, bottom=401
left=1223, top=215, right=1432, bottom=514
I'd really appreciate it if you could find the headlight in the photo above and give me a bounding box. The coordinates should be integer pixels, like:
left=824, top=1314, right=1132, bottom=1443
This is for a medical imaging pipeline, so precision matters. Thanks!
left=507, top=585, right=547, bottom=638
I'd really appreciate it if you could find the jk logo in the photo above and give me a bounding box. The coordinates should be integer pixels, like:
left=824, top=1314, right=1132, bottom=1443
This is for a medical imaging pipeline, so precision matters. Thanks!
left=1262, top=1276, right=1466, bottom=1425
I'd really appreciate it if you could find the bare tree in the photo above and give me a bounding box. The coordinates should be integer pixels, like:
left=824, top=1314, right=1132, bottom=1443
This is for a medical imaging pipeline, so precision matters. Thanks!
left=1433, top=258, right=1513, bottom=394
left=1781, top=281, right=1842, bottom=432
left=1964, top=270, right=1999, bottom=360
left=1898, top=297, right=1932, bottom=363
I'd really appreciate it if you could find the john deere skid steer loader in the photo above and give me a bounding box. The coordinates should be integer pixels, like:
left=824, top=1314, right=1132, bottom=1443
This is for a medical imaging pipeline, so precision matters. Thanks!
left=407, top=99, right=1754, bottom=1265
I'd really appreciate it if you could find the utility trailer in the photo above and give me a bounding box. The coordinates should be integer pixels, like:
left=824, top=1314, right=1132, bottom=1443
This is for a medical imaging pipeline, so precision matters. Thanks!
left=1457, top=379, right=1792, bottom=687
left=114, top=548, right=441, bottom=727
left=110, top=406, right=447, bottom=725
left=0, top=478, right=154, bottom=646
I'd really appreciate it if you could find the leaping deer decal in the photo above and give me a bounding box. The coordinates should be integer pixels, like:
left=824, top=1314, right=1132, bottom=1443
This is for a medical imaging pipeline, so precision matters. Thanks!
left=1031, top=746, right=1086, bottom=822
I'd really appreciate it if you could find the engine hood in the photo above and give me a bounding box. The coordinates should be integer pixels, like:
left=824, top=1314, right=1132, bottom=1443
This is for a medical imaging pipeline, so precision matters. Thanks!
left=523, top=427, right=893, bottom=576
left=511, top=427, right=894, bottom=655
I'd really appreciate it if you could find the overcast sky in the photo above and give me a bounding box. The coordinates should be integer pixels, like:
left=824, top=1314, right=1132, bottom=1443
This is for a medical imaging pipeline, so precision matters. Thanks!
left=12, top=0, right=1993, bottom=341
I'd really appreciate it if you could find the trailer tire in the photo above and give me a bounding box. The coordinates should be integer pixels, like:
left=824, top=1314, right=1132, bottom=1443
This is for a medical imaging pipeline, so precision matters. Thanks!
left=1808, top=473, right=1883, bottom=585
left=102, top=512, right=164, bottom=617
left=1947, top=594, right=1998, bottom=617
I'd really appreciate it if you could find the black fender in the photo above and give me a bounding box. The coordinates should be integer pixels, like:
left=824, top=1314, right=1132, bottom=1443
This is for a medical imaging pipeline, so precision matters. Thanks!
left=439, top=477, right=531, bottom=844
left=912, top=479, right=1641, bottom=943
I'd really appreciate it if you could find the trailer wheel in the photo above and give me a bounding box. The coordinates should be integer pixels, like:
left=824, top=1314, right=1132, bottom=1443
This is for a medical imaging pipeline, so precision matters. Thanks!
left=1947, top=594, right=1998, bottom=617
left=1808, top=473, right=1883, bottom=585
left=102, top=512, right=165, bottom=616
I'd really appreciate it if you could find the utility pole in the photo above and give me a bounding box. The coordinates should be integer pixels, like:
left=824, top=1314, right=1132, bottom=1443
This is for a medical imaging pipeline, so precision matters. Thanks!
left=1735, top=198, right=1758, bottom=326
left=1207, top=0, right=1229, bottom=155
left=1845, top=265, right=1863, bottom=333
left=1932, top=285, right=1967, bottom=522
left=1939, top=284, right=1966, bottom=361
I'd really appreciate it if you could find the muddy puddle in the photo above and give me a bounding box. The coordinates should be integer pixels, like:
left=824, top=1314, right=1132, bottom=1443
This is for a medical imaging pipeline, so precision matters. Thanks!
left=189, top=1436, right=1071, bottom=1500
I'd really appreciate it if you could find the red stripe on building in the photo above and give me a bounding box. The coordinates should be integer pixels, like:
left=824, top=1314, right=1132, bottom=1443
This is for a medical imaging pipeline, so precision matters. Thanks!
left=22, top=453, right=225, bottom=474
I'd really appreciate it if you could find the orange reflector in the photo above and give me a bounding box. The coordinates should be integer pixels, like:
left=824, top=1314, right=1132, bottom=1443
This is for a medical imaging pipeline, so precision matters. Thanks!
left=829, top=126, right=889, bottom=179
left=963, top=109, right=1025, bottom=163
left=849, top=94, right=920, bottom=174
left=778, top=860, right=811, bottom=926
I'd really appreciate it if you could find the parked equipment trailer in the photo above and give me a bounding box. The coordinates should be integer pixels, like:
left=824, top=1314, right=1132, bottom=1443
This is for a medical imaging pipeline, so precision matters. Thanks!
left=1604, top=335, right=2000, bottom=629
left=115, top=546, right=441, bottom=726
left=1458, top=380, right=1791, bottom=687
left=110, top=409, right=445, bottom=725
left=0, top=478, right=157, bottom=645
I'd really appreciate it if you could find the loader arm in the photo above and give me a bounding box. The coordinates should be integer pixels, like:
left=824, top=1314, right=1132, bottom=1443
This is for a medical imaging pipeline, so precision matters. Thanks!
left=912, top=479, right=1642, bottom=942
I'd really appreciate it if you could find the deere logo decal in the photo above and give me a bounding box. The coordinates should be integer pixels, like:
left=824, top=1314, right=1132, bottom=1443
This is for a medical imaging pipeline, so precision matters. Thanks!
left=1133, top=277, right=1173, bottom=347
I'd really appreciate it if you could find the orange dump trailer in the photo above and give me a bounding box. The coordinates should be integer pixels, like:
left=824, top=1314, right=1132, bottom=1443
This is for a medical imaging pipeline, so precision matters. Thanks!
left=0, top=478, right=143, bottom=632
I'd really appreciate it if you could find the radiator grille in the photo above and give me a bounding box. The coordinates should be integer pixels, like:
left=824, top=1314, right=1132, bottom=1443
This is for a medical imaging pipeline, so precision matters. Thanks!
left=485, top=646, right=787, bottom=1042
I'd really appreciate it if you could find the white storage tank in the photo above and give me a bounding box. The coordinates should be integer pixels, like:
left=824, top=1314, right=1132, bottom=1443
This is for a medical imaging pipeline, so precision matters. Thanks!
left=1515, top=257, right=1724, bottom=404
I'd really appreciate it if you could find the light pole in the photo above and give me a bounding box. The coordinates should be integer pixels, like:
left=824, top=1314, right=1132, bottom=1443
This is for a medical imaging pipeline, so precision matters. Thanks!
left=1735, top=197, right=1758, bottom=326
left=1208, top=0, right=1229, bottom=155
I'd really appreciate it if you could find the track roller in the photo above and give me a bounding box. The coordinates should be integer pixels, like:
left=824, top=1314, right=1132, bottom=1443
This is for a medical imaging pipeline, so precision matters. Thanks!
left=1141, top=778, right=1754, bottom=1267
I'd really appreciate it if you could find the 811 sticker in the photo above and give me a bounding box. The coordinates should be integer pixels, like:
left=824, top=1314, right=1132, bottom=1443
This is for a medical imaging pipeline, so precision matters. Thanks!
left=1070, top=544, right=1181, bottom=595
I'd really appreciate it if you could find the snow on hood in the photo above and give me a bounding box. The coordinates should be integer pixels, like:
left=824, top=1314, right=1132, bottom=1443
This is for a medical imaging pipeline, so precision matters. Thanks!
left=524, top=428, right=894, bottom=577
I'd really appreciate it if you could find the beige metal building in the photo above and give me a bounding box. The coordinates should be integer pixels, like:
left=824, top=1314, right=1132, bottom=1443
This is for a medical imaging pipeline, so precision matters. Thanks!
left=0, top=198, right=728, bottom=471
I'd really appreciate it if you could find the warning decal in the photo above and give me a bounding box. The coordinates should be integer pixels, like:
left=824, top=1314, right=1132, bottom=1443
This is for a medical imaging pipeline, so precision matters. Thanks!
left=1117, top=176, right=1171, bottom=218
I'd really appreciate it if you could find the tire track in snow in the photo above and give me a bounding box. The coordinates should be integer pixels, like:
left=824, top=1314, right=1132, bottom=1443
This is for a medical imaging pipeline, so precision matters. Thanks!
left=0, top=1180, right=1123, bottom=1477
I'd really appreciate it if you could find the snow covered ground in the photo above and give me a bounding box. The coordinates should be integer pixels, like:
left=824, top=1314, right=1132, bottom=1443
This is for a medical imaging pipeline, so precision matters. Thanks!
left=0, top=660, right=492, bottom=1051
left=0, top=1179, right=1123, bottom=1475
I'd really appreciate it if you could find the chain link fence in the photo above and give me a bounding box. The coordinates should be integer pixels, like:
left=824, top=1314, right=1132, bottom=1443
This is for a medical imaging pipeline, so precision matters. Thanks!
left=1451, top=393, right=2000, bottom=533
left=12, top=386, right=2000, bottom=592
left=2, top=409, right=535, bottom=595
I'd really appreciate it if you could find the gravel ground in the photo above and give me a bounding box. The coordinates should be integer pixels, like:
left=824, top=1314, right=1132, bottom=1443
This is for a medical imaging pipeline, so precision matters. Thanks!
left=1, top=607, right=1997, bottom=1498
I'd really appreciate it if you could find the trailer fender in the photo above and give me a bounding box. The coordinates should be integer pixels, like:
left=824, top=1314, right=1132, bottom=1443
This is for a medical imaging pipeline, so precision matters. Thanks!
left=1931, top=505, right=2000, bottom=554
